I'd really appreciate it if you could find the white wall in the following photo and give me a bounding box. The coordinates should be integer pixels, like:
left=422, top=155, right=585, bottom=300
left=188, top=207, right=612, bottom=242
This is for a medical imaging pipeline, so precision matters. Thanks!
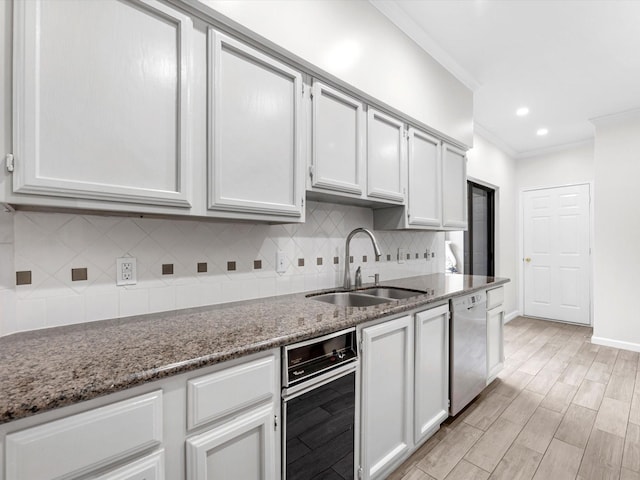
left=199, top=0, right=473, bottom=146
left=517, top=142, right=594, bottom=191
left=466, top=134, right=518, bottom=319
left=591, top=110, right=640, bottom=351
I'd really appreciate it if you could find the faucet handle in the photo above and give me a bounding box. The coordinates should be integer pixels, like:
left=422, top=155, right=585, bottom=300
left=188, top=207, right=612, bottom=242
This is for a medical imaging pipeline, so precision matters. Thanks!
left=369, top=273, right=380, bottom=286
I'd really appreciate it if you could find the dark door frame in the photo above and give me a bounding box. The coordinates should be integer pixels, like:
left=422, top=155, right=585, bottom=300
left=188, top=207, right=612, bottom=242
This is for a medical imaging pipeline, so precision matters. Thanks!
left=464, top=180, right=496, bottom=277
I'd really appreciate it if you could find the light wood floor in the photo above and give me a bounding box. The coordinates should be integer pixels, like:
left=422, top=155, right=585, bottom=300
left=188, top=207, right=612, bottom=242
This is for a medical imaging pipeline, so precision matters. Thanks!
left=388, top=316, right=640, bottom=480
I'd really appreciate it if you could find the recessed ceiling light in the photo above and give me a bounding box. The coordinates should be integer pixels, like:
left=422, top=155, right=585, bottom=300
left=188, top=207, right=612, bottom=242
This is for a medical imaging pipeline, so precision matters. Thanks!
left=516, top=107, right=529, bottom=116
left=536, top=128, right=549, bottom=136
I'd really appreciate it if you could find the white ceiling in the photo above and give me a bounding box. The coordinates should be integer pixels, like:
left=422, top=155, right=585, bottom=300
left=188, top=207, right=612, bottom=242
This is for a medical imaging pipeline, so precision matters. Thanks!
left=372, top=0, right=640, bottom=157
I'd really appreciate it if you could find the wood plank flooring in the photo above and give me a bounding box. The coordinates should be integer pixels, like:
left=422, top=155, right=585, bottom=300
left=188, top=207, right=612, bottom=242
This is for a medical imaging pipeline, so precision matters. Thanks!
left=387, top=316, right=640, bottom=480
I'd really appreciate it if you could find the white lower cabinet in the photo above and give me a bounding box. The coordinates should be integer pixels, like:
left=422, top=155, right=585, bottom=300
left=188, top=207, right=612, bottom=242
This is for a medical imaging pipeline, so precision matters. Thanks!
left=487, top=306, right=505, bottom=384
left=5, top=391, right=163, bottom=480
left=360, top=315, right=414, bottom=480
left=486, top=286, right=505, bottom=383
left=94, top=451, right=165, bottom=480
left=185, top=353, right=279, bottom=480
left=186, top=404, right=276, bottom=480
left=414, top=305, right=449, bottom=445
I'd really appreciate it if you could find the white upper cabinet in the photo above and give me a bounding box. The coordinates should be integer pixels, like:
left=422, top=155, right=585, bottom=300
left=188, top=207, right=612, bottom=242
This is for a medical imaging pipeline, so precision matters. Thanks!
left=207, top=31, right=304, bottom=219
left=310, top=82, right=364, bottom=195
left=441, top=143, right=468, bottom=229
left=366, top=108, right=406, bottom=203
left=12, top=0, right=192, bottom=207
left=407, top=128, right=441, bottom=227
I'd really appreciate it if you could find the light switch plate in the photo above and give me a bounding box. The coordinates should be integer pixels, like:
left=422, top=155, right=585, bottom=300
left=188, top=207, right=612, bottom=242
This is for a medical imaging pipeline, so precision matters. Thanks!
left=116, top=257, right=137, bottom=286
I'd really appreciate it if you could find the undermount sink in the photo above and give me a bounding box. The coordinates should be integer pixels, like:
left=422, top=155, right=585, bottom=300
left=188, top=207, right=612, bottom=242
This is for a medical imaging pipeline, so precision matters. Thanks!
left=308, top=292, right=392, bottom=307
left=356, top=287, right=421, bottom=300
left=308, top=287, right=423, bottom=307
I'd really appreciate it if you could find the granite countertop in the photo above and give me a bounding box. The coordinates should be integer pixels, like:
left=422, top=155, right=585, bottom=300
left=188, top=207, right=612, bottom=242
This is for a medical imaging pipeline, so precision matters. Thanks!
left=0, top=273, right=508, bottom=424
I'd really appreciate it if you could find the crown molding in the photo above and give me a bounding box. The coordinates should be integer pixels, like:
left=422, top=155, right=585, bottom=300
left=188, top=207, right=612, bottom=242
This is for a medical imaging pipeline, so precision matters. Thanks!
left=473, top=123, right=518, bottom=158
left=369, top=0, right=481, bottom=92
left=515, top=138, right=594, bottom=160
left=590, top=107, right=640, bottom=127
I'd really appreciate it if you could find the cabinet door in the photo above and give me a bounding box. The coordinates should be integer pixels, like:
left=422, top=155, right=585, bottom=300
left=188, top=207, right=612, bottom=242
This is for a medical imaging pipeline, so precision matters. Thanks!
left=407, top=128, right=442, bottom=227
left=186, top=404, right=276, bottom=480
left=442, top=143, right=468, bottom=229
left=487, top=306, right=505, bottom=383
left=414, top=305, right=449, bottom=445
left=366, top=109, right=406, bottom=203
left=208, top=31, right=303, bottom=218
left=12, top=0, right=192, bottom=207
left=311, top=82, right=364, bottom=195
left=94, top=451, right=164, bottom=480
left=361, top=316, right=413, bottom=480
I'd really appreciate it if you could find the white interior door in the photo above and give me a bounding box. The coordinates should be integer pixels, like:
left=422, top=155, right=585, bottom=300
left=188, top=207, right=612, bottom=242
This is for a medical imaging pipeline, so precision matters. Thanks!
left=523, top=184, right=591, bottom=324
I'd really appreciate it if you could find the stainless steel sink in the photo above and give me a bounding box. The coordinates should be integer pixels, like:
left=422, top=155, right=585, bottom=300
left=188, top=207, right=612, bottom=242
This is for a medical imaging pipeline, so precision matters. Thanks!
left=356, top=287, right=421, bottom=300
left=308, top=292, right=392, bottom=307
left=308, top=287, right=424, bottom=307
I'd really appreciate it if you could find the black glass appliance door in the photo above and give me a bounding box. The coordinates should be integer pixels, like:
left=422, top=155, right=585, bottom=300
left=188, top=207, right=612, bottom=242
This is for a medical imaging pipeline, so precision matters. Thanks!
left=284, top=372, right=355, bottom=480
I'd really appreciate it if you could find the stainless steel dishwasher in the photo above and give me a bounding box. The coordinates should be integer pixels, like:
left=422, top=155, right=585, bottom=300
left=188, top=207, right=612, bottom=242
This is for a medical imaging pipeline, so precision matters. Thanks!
left=450, top=291, right=487, bottom=416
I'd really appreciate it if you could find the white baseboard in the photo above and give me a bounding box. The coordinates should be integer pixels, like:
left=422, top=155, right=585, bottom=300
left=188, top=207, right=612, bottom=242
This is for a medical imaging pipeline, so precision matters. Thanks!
left=504, top=310, right=521, bottom=323
left=591, top=336, right=640, bottom=353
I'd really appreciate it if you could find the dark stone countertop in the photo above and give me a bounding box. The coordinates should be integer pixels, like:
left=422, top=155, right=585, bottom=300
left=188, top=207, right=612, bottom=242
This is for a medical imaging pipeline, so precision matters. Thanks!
left=0, top=273, right=508, bottom=424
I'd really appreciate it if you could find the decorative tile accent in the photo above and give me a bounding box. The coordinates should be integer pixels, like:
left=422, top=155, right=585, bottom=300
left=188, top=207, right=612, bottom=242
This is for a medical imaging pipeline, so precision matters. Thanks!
left=317, top=257, right=323, bottom=266
left=349, top=256, right=354, bottom=263
left=227, top=261, right=236, bottom=272
left=162, top=264, right=174, bottom=275
left=197, top=262, right=207, bottom=273
left=254, top=260, right=262, bottom=270
left=16, top=271, right=31, bottom=286
left=298, top=258, right=304, bottom=267
left=71, top=268, right=88, bottom=282
left=387, top=254, right=391, bottom=261
left=334, top=257, right=339, bottom=264
left=415, top=253, right=419, bottom=259
left=406, top=253, right=411, bottom=260
left=362, top=255, right=367, bottom=262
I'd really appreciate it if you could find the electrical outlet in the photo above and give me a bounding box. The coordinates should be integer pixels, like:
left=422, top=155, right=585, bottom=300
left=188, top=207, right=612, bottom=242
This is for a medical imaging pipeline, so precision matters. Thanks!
left=276, top=250, right=287, bottom=274
left=116, top=257, right=137, bottom=286
left=397, top=248, right=405, bottom=264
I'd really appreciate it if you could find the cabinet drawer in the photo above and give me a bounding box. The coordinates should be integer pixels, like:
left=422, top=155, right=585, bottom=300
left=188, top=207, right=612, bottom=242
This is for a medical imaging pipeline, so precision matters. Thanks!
left=94, top=450, right=164, bottom=480
left=5, top=391, right=163, bottom=480
left=187, top=355, right=276, bottom=430
left=487, top=286, right=504, bottom=310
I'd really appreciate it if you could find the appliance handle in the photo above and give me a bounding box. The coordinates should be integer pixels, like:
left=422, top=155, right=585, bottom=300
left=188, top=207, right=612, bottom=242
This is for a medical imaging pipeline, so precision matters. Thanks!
left=282, top=362, right=358, bottom=401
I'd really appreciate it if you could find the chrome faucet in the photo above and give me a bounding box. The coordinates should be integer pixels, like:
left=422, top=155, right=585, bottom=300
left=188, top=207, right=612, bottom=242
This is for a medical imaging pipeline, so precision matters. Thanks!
left=343, top=228, right=382, bottom=289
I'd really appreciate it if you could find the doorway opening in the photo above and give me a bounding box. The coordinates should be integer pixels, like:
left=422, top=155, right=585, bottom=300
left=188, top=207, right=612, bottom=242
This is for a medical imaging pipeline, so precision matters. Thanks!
left=464, top=181, right=495, bottom=276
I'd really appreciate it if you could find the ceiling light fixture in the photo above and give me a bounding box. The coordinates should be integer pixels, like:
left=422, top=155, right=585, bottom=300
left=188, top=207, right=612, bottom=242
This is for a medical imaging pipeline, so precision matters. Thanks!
left=516, top=107, right=529, bottom=116
left=536, top=128, right=548, bottom=136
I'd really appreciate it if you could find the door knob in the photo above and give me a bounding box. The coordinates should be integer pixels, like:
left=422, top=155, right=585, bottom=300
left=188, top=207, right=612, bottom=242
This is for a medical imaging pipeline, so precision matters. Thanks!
left=524, top=257, right=531, bottom=263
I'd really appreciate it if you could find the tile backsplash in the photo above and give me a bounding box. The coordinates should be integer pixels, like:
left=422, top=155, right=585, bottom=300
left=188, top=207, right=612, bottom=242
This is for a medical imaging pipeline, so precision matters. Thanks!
left=0, top=201, right=443, bottom=335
